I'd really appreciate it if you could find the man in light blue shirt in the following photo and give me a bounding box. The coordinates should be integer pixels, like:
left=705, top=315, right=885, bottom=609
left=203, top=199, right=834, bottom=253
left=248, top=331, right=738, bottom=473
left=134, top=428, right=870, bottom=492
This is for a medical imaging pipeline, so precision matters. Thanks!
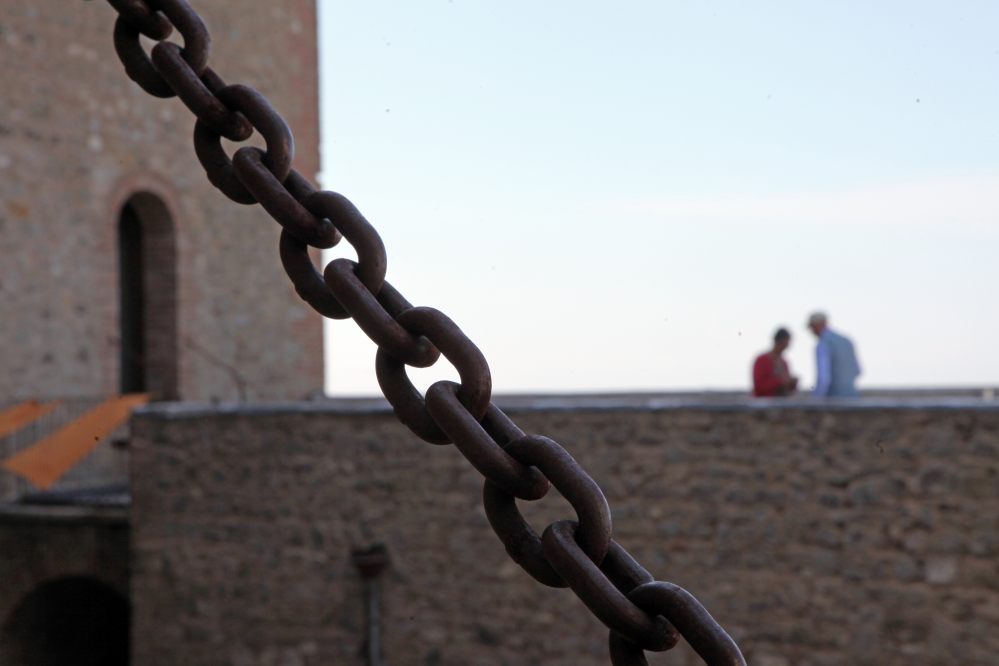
left=807, top=312, right=861, bottom=397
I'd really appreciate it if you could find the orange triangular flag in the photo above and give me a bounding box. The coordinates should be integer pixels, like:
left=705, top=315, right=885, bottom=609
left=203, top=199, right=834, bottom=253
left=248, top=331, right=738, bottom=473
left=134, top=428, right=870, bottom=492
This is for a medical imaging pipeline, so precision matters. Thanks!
left=0, top=400, right=61, bottom=440
left=1, top=394, right=148, bottom=490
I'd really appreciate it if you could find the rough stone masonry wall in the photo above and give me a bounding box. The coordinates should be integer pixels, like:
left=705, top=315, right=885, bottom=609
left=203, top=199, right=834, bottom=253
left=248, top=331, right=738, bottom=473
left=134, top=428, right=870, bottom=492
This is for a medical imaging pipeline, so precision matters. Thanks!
left=0, top=0, right=322, bottom=402
left=131, top=403, right=999, bottom=666
left=0, top=512, right=129, bottom=624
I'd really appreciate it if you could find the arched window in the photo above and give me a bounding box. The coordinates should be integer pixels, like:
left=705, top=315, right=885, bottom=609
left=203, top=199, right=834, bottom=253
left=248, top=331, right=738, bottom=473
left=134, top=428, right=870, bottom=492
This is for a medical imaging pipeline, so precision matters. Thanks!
left=118, top=193, right=178, bottom=400
left=0, top=576, right=130, bottom=666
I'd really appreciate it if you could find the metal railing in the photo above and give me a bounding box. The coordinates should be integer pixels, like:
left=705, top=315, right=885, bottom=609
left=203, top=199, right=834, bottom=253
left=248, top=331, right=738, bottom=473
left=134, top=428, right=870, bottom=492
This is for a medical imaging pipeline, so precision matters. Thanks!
left=0, top=398, right=130, bottom=504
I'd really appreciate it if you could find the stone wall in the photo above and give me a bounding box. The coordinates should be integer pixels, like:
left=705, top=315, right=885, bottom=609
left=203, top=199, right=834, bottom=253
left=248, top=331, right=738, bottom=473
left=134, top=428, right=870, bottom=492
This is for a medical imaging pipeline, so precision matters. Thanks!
left=0, top=0, right=323, bottom=402
left=130, top=398, right=999, bottom=666
left=0, top=508, right=129, bottom=624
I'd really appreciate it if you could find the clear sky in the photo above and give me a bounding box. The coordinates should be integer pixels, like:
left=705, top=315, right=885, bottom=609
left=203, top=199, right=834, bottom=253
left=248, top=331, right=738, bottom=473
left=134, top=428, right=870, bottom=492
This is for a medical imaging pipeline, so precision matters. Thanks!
left=316, top=1, right=999, bottom=397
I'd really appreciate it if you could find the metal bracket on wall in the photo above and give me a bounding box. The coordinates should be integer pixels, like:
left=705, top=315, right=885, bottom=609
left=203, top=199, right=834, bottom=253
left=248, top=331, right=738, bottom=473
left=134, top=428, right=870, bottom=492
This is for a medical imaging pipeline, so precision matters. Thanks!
left=352, top=544, right=390, bottom=666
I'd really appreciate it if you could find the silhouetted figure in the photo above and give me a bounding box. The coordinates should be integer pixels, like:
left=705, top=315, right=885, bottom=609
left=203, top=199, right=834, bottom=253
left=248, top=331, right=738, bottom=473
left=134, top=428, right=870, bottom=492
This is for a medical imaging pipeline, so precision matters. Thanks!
left=753, top=328, right=798, bottom=397
left=807, top=312, right=861, bottom=397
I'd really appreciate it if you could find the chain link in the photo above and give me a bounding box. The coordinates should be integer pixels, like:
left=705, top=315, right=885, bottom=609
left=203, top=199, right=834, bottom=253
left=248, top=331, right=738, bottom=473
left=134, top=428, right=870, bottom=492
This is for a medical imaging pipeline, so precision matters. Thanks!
left=100, top=2, right=746, bottom=663
left=113, top=0, right=209, bottom=98
left=106, top=0, right=172, bottom=39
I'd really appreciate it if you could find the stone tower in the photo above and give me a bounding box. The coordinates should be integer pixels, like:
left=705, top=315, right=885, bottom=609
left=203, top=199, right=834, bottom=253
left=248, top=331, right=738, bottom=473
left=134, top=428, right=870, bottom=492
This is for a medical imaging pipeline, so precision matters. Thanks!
left=0, top=0, right=323, bottom=403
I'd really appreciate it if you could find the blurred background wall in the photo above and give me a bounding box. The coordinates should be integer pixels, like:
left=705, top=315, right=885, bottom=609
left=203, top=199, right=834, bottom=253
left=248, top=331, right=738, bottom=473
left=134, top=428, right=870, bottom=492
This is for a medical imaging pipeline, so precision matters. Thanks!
left=129, top=398, right=999, bottom=666
left=0, top=0, right=323, bottom=404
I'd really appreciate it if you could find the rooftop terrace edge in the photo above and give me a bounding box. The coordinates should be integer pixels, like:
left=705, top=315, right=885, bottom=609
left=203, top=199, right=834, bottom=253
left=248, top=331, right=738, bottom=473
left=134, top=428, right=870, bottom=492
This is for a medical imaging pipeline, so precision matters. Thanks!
left=133, top=393, right=999, bottom=421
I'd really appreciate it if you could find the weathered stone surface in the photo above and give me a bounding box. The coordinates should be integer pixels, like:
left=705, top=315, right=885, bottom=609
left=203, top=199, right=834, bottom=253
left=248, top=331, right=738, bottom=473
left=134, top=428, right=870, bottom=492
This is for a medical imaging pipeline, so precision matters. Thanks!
left=0, top=510, right=129, bottom=624
left=0, top=0, right=322, bottom=402
left=131, top=402, right=999, bottom=665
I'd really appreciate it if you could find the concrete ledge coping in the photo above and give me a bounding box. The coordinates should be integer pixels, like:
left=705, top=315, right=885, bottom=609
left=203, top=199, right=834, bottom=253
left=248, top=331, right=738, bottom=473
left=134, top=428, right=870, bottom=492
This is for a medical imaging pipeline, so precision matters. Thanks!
left=134, top=391, right=999, bottom=420
left=0, top=503, right=129, bottom=525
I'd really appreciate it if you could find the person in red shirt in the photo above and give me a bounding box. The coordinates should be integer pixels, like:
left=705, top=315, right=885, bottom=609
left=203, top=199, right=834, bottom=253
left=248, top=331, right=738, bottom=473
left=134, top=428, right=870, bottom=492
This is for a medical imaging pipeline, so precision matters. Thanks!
left=752, top=328, right=798, bottom=397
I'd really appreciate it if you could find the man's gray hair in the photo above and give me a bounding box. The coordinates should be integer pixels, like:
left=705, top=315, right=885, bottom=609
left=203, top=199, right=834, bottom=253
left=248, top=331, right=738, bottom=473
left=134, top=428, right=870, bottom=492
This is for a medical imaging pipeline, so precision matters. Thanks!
left=807, top=312, right=827, bottom=327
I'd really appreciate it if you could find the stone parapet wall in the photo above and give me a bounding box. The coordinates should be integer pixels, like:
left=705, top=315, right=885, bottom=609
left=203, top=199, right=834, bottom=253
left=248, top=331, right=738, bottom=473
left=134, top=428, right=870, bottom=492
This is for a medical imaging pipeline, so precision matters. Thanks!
left=131, top=399, right=999, bottom=666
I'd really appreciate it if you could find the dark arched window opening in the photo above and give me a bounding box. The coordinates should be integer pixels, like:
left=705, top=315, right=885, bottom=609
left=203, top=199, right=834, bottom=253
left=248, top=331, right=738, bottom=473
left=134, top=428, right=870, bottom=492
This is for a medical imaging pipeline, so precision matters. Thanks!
left=0, top=576, right=130, bottom=666
left=118, top=193, right=178, bottom=400
left=118, top=203, right=144, bottom=394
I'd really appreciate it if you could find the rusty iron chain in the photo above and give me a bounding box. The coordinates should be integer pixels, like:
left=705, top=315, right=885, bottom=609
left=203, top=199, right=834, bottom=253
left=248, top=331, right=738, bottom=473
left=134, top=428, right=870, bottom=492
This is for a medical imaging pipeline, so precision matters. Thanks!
left=101, top=1, right=746, bottom=663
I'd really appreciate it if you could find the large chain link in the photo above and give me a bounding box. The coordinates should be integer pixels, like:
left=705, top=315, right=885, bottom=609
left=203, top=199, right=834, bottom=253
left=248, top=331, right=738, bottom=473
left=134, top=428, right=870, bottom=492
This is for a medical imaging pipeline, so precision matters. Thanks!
left=100, top=2, right=746, bottom=663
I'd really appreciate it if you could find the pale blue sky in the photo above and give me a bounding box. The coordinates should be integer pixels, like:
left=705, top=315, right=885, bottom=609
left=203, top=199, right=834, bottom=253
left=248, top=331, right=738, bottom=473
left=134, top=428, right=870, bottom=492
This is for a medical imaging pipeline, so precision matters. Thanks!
left=317, top=1, right=999, bottom=396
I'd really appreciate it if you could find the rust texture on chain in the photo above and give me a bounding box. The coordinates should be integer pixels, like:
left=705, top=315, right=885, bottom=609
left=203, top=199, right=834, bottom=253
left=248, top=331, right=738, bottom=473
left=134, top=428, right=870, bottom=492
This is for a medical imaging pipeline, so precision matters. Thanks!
left=100, top=1, right=746, bottom=663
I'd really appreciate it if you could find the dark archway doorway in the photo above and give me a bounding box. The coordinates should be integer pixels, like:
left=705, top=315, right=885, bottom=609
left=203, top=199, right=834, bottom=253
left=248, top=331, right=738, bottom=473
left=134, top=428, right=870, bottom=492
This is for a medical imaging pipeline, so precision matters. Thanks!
left=0, top=577, right=130, bottom=666
left=118, top=192, right=178, bottom=400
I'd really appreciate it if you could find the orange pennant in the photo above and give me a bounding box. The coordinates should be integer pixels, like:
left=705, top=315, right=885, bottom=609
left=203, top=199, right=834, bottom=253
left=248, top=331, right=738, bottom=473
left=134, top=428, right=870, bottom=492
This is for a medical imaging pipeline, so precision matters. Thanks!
left=0, top=400, right=61, bottom=440
left=1, top=394, right=148, bottom=490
